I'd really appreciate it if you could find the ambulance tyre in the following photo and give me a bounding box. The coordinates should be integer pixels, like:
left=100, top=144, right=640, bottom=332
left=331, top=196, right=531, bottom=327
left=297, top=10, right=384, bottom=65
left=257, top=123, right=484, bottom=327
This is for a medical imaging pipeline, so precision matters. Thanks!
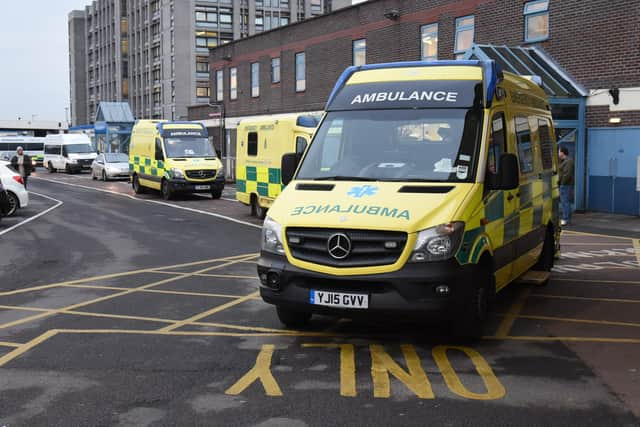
left=276, top=306, right=312, bottom=328
left=161, top=179, right=173, bottom=200
left=250, top=194, right=267, bottom=218
left=452, top=263, right=492, bottom=340
left=532, top=226, right=555, bottom=285
left=132, top=174, right=145, bottom=194
left=211, top=188, right=222, bottom=199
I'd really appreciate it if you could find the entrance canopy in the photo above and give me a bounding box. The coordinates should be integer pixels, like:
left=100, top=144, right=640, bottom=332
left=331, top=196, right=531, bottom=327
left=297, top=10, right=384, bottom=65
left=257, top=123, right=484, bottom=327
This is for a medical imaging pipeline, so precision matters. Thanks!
left=465, top=44, right=587, bottom=98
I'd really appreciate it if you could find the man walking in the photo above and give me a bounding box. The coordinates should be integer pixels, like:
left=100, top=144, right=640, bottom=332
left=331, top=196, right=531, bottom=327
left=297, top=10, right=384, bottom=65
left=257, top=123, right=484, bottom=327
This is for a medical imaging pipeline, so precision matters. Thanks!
left=558, top=146, right=574, bottom=226
left=10, top=146, right=33, bottom=189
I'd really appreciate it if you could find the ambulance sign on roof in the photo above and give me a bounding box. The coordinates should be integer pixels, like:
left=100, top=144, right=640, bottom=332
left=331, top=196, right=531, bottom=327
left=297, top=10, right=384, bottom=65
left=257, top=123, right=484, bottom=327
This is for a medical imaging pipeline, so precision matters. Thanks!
left=327, top=80, right=481, bottom=111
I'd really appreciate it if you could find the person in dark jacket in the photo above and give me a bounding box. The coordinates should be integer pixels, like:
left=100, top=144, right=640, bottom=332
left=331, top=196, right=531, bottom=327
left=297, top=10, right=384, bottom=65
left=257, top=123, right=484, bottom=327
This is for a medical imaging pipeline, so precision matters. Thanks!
left=10, top=146, right=33, bottom=189
left=558, top=146, right=574, bottom=226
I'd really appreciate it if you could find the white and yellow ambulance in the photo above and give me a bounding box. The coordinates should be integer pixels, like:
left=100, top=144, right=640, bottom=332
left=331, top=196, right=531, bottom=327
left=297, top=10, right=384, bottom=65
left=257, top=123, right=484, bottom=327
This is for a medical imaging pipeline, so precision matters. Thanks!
left=236, top=114, right=318, bottom=218
left=129, top=120, right=225, bottom=200
left=257, top=60, right=560, bottom=337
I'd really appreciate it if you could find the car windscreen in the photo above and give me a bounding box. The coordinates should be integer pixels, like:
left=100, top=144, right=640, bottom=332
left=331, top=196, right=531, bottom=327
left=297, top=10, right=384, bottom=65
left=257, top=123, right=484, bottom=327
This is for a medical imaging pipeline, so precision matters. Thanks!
left=163, top=137, right=216, bottom=158
left=64, top=144, right=94, bottom=154
left=105, top=153, right=129, bottom=163
left=296, top=108, right=483, bottom=182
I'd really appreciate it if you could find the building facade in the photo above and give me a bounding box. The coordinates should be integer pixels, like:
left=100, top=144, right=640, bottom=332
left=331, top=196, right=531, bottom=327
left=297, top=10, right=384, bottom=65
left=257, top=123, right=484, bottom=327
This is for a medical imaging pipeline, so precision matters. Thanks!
left=69, top=0, right=327, bottom=126
left=191, top=0, right=640, bottom=215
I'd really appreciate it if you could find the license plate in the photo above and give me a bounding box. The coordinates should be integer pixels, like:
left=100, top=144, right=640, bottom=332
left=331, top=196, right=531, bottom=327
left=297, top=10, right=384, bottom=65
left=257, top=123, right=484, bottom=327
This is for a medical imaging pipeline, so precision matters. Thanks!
left=195, top=185, right=210, bottom=190
left=309, top=290, right=369, bottom=309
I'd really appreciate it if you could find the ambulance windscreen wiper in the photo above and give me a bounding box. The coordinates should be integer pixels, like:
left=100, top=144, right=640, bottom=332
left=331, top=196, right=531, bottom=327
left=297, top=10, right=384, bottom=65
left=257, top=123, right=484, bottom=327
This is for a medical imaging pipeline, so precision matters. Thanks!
left=312, top=176, right=377, bottom=181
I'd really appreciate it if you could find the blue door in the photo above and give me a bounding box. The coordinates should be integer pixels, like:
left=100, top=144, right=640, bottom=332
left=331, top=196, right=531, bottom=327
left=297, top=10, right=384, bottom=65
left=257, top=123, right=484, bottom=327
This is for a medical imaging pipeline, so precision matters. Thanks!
left=587, top=128, right=640, bottom=215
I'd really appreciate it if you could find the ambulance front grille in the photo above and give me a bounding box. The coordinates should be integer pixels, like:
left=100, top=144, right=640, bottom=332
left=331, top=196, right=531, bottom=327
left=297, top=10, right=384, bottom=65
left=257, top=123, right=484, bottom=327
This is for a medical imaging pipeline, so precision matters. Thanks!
left=186, top=169, right=216, bottom=179
left=285, top=228, right=407, bottom=268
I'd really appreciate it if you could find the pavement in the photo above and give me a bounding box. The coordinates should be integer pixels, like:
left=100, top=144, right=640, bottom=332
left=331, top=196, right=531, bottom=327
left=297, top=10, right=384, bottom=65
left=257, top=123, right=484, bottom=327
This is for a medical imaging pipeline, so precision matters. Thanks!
left=566, top=211, right=640, bottom=238
left=0, top=170, right=638, bottom=426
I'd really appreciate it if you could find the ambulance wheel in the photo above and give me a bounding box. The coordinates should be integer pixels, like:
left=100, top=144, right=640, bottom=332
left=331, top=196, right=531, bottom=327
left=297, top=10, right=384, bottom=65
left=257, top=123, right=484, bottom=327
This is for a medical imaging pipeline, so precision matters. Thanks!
left=132, top=174, right=145, bottom=194
left=452, top=266, right=491, bottom=340
left=276, top=306, right=311, bottom=329
left=251, top=195, right=267, bottom=219
left=161, top=180, right=173, bottom=200
left=211, top=188, right=222, bottom=199
left=532, top=226, right=555, bottom=285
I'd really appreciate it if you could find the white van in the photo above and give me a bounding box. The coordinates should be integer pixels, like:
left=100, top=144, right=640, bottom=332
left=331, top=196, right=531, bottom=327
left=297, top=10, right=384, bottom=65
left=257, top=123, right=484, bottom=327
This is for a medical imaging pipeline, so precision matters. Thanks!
left=44, top=134, right=97, bottom=173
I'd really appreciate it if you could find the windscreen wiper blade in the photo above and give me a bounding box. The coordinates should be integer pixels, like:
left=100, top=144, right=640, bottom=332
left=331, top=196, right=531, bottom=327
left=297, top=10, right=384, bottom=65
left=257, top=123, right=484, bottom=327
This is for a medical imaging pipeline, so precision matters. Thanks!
left=312, top=176, right=377, bottom=181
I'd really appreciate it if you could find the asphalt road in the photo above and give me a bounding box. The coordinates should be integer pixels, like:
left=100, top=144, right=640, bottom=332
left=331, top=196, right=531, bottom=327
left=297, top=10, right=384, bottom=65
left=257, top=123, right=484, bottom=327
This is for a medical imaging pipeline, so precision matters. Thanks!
left=0, top=173, right=638, bottom=426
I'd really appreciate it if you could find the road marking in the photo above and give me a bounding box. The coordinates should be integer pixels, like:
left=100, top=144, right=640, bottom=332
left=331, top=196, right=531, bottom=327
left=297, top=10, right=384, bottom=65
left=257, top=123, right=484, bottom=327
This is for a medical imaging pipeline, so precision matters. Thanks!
left=432, top=345, right=506, bottom=400
left=303, top=343, right=357, bottom=397
left=0, top=329, right=59, bottom=368
left=225, top=344, right=283, bottom=397
left=484, top=335, right=640, bottom=344
left=495, top=287, right=531, bottom=338
left=560, top=242, right=633, bottom=246
left=0, top=341, right=22, bottom=348
left=634, top=239, right=640, bottom=265
left=370, top=344, right=434, bottom=399
left=516, top=314, right=640, bottom=328
left=562, top=230, right=632, bottom=240
left=0, top=192, right=62, bottom=237
left=159, top=290, right=260, bottom=332
left=151, top=271, right=259, bottom=280
left=530, top=294, right=640, bottom=304
left=552, top=278, right=640, bottom=285
left=32, top=177, right=262, bottom=229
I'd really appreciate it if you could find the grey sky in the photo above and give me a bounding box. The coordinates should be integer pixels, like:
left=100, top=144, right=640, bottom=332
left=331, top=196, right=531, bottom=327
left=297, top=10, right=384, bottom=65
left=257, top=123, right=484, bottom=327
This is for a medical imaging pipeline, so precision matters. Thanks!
left=0, top=0, right=90, bottom=122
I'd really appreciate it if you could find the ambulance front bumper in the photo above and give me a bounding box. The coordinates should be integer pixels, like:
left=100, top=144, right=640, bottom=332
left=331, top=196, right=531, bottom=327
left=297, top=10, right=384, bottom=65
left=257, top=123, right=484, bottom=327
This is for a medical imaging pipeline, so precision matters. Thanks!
left=167, top=174, right=225, bottom=193
left=257, top=252, right=476, bottom=319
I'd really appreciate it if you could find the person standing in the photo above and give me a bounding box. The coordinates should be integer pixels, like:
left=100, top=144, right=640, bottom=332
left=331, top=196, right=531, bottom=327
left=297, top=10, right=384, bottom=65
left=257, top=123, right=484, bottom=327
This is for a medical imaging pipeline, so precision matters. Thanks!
left=10, top=146, right=33, bottom=189
left=558, top=146, right=574, bottom=226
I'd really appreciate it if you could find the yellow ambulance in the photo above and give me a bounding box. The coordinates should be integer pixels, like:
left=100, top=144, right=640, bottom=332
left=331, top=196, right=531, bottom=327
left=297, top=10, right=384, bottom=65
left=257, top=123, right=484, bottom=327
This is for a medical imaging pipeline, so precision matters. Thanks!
left=236, top=114, right=318, bottom=218
left=257, top=60, right=560, bottom=337
left=129, top=120, right=225, bottom=200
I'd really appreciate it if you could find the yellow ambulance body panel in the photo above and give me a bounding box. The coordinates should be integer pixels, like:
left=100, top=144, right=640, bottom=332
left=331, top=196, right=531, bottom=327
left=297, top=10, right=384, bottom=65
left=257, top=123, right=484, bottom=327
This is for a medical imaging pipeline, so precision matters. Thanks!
left=129, top=120, right=225, bottom=200
left=236, top=114, right=318, bottom=217
left=257, top=61, right=560, bottom=335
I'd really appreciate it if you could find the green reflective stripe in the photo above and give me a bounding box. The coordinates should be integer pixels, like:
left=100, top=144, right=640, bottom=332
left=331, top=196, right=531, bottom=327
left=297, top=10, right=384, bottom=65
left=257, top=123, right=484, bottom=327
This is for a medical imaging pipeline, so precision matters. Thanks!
left=246, top=166, right=257, bottom=181
left=133, top=156, right=140, bottom=164
left=456, top=226, right=484, bottom=264
left=504, top=215, right=520, bottom=243
left=237, top=179, right=246, bottom=193
left=139, top=165, right=146, bottom=174
left=151, top=167, right=158, bottom=176
left=485, top=193, right=504, bottom=222
left=471, top=235, right=490, bottom=263
left=519, top=183, right=533, bottom=207
left=145, top=158, right=151, bottom=166
left=157, top=160, right=164, bottom=169
left=257, top=182, right=269, bottom=197
left=268, top=168, right=281, bottom=184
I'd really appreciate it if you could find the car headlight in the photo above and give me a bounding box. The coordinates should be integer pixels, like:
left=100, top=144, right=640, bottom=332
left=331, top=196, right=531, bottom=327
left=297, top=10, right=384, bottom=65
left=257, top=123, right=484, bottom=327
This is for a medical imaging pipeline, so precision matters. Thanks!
left=410, top=222, right=465, bottom=262
left=261, top=216, right=285, bottom=255
left=170, top=168, right=184, bottom=179
left=217, top=166, right=225, bottom=176
left=68, top=159, right=78, bottom=163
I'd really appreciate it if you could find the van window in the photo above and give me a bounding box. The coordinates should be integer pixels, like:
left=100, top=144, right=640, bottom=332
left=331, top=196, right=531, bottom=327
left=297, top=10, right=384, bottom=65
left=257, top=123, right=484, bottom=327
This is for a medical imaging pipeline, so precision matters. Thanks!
left=487, top=113, right=506, bottom=176
left=515, top=116, right=534, bottom=174
left=296, top=136, right=307, bottom=156
left=45, top=145, right=60, bottom=155
left=538, top=118, right=554, bottom=170
left=248, top=132, right=258, bottom=156
left=155, top=138, right=164, bottom=160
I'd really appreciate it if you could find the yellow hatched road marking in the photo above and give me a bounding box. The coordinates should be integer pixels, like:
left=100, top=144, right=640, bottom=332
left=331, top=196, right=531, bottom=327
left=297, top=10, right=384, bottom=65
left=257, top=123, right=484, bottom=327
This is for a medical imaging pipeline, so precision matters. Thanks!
left=151, top=271, right=258, bottom=280
left=530, top=294, right=640, bottom=304
left=303, top=343, right=357, bottom=397
left=0, top=329, right=59, bottom=368
left=0, top=341, right=22, bottom=348
left=562, top=230, right=632, bottom=240
left=516, top=314, right=640, bottom=328
left=484, top=335, right=640, bottom=344
left=560, top=242, right=633, bottom=246
left=552, top=278, right=640, bottom=285
left=495, top=287, right=531, bottom=338
left=225, top=344, right=283, bottom=397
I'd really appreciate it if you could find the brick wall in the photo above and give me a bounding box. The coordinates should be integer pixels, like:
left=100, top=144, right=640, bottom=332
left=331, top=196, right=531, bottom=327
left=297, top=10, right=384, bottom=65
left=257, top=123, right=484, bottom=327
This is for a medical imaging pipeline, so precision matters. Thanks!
left=586, top=106, right=640, bottom=128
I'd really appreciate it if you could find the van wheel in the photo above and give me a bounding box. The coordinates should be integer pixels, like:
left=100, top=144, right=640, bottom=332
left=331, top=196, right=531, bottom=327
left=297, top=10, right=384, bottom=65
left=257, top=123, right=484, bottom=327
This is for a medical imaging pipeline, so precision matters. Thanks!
left=276, top=306, right=312, bottom=329
left=452, top=266, right=492, bottom=341
left=48, top=162, right=56, bottom=173
left=132, top=174, right=145, bottom=194
left=532, top=227, right=555, bottom=285
left=250, top=195, right=267, bottom=219
left=211, top=187, right=222, bottom=199
left=161, top=180, right=173, bottom=200
left=6, top=192, right=19, bottom=216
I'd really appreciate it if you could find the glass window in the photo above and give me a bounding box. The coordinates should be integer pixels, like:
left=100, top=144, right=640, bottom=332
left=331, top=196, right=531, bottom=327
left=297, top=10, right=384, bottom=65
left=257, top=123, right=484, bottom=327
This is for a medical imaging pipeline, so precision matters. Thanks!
left=271, top=57, right=280, bottom=83
left=352, top=39, right=366, bottom=66
left=487, top=113, right=506, bottom=177
left=196, top=57, right=209, bottom=73
left=216, top=70, right=223, bottom=101
left=295, top=52, right=305, bottom=92
left=538, top=118, right=555, bottom=170
left=524, top=0, right=549, bottom=42
left=515, top=116, right=534, bottom=174
left=251, top=62, right=260, bottom=97
left=296, top=136, right=308, bottom=156
left=421, top=23, right=438, bottom=61
left=454, top=15, right=474, bottom=59
left=229, top=67, right=237, bottom=100
left=196, top=86, right=210, bottom=98
left=248, top=132, right=258, bottom=156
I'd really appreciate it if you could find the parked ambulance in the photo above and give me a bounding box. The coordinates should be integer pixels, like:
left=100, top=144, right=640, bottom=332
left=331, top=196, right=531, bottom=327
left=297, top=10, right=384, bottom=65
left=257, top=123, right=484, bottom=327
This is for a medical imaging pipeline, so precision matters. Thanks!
left=236, top=114, right=318, bottom=218
left=129, top=120, right=225, bottom=199
left=257, top=60, right=560, bottom=338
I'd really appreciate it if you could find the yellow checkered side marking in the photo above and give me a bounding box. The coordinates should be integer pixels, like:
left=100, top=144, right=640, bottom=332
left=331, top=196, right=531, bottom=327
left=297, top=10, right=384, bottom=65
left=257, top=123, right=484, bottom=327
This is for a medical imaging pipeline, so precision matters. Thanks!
left=130, top=156, right=165, bottom=178
left=237, top=165, right=283, bottom=199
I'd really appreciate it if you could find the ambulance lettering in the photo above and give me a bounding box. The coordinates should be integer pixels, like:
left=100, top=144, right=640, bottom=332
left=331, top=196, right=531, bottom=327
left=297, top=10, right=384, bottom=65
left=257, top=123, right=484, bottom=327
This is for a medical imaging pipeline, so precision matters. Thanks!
left=351, top=91, right=458, bottom=105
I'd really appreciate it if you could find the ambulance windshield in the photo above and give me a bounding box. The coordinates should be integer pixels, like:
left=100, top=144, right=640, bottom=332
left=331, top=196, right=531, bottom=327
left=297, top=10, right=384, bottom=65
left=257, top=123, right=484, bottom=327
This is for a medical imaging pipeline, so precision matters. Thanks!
left=164, top=137, right=216, bottom=158
left=296, top=109, right=483, bottom=182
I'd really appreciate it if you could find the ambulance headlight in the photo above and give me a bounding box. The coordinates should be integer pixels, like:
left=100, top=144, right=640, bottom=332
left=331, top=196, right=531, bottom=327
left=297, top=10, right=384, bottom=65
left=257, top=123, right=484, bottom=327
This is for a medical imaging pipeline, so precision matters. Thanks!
left=410, top=222, right=465, bottom=262
left=262, top=216, right=285, bottom=255
left=170, top=168, right=184, bottom=179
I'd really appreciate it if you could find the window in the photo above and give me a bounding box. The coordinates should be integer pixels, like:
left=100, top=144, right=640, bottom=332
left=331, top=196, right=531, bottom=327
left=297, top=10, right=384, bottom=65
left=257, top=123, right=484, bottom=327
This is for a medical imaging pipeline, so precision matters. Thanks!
left=196, top=9, right=217, bottom=24
left=487, top=113, right=506, bottom=177
left=196, top=85, right=210, bottom=98
left=538, top=118, right=554, bottom=170
left=421, top=23, right=438, bottom=61
left=296, top=136, right=308, bottom=156
left=515, top=116, right=534, bottom=174
left=196, top=30, right=218, bottom=48
left=352, top=39, right=366, bottom=66
left=454, top=15, right=474, bottom=59
left=295, top=52, right=305, bottom=92
left=229, top=67, right=237, bottom=100
left=216, top=70, right=223, bottom=101
left=248, top=131, right=258, bottom=156
left=196, top=57, right=209, bottom=73
left=271, top=57, right=280, bottom=83
left=524, top=0, right=549, bottom=42
left=251, top=62, right=260, bottom=97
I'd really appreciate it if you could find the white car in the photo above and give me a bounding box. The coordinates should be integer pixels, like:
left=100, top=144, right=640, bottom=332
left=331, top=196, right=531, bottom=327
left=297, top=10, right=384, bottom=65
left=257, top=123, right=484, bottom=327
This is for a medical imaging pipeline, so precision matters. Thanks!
left=0, top=161, right=29, bottom=216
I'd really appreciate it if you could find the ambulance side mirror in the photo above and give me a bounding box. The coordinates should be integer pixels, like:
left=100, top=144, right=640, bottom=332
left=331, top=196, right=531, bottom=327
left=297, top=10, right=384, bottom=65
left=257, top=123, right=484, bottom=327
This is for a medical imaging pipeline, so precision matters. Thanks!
left=495, top=153, right=520, bottom=190
left=281, top=153, right=298, bottom=185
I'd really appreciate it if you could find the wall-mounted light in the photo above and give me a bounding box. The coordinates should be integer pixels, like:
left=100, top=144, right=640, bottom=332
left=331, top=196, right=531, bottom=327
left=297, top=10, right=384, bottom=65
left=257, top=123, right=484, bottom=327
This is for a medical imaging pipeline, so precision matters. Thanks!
left=609, top=117, right=622, bottom=124
left=383, top=9, right=400, bottom=20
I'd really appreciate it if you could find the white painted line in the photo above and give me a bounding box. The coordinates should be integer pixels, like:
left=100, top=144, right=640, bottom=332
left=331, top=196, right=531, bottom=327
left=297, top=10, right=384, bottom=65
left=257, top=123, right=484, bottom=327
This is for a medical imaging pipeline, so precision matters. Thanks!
left=0, top=192, right=63, bottom=237
left=32, top=177, right=262, bottom=229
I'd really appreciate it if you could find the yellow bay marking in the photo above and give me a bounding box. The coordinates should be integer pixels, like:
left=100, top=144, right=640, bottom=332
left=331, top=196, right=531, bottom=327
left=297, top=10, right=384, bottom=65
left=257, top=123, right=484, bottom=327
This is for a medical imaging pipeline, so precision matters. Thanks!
left=432, top=345, right=506, bottom=400
left=0, top=329, right=59, bottom=368
left=562, top=230, right=633, bottom=240
left=59, top=284, right=259, bottom=300
left=484, top=335, right=640, bottom=344
left=560, top=242, right=634, bottom=246
left=0, top=254, right=258, bottom=330
left=0, top=341, right=22, bottom=348
left=159, top=291, right=260, bottom=332
left=516, top=314, right=640, bottom=329
left=370, top=344, right=434, bottom=399
left=225, top=344, right=283, bottom=397
left=151, top=271, right=258, bottom=280
left=495, top=287, right=531, bottom=338
left=530, top=294, right=640, bottom=304
left=552, top=277, right=640, bottom=285
left=303, top=343, right=357, bottom=397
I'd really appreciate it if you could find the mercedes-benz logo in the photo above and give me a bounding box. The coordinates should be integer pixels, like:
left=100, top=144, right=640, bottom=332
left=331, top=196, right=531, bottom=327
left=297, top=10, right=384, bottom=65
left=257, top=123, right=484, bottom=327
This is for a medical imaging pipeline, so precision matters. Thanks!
left=327, top=233, right=351, bottom=260
left=198, top=170, right=205, bottom=177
